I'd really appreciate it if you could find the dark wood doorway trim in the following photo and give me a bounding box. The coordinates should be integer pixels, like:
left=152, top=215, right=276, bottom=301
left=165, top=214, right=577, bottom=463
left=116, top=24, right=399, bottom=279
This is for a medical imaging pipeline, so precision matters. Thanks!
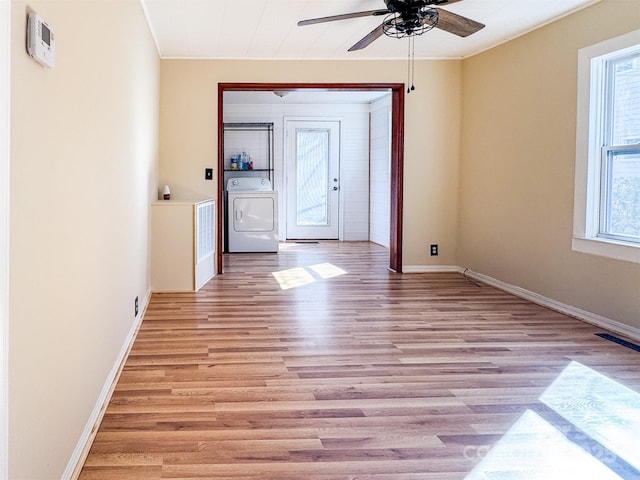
left=217, top=83, right=404, bottom=273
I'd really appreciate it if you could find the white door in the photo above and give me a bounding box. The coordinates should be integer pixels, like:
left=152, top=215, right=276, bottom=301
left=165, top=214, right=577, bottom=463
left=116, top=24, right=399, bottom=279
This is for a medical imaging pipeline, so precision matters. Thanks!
left=286, top=120, right=340, bottom=239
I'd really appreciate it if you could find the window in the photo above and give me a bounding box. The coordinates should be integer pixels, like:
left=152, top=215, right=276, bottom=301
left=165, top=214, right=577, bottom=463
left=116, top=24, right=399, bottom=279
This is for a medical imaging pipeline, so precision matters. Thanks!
left=573, top=29, right=640, bottom=263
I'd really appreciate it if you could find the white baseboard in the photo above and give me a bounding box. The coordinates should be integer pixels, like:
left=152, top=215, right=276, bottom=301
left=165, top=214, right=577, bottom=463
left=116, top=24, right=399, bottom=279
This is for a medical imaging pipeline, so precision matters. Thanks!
left=463, top=269, right=640, bottom=342
left=403, top=265, right=464, bottom=273
left=62, top=289, right=151, bottom=480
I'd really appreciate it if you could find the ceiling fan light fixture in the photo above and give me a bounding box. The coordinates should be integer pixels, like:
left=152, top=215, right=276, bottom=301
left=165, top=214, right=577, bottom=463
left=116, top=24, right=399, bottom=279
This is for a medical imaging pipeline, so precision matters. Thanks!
left=382, top=9, right=438, bottom=39
left=273, top=90, right=290, bottom=98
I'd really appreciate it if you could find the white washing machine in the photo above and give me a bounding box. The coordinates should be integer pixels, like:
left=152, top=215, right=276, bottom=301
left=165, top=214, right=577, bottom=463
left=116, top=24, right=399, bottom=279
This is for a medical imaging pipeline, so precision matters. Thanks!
left=226, top=177, right=278, bottom=253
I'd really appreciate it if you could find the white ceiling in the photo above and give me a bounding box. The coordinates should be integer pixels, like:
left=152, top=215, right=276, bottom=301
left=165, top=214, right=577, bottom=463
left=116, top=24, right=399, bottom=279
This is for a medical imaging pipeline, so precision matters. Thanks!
left=141, top=0, right=601, bottom=60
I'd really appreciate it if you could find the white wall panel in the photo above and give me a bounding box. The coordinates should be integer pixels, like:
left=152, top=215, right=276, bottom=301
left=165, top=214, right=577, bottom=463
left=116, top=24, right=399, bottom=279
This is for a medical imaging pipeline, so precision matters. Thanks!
left=369, top=97, right=392, bottom=247
left=340, top=113, right=370, bottom=241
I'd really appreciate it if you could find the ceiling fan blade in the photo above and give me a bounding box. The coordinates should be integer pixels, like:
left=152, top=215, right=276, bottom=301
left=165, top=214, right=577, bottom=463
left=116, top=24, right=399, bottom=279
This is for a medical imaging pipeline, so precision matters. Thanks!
left=348, top=23, right=386, bottom=51
left=435, top=8, right=485, bottom=37
left=298, top=9, right=388, bottom=27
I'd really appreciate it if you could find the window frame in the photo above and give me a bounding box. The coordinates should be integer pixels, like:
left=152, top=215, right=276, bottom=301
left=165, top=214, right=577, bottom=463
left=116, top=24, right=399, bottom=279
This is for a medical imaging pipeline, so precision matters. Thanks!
left=573, top=29, right=640, bottom=264
left=599, top=144, right=640, bottom=243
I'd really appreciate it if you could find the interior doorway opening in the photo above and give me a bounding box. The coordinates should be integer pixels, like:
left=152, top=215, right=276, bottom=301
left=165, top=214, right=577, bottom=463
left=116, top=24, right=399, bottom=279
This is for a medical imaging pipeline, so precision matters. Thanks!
left=217, top=83, right=405, bottom=274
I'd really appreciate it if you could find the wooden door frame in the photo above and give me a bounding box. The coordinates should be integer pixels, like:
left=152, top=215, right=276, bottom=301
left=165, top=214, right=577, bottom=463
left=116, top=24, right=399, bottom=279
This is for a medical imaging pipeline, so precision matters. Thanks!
left=217, top=83, right=404, bottom=273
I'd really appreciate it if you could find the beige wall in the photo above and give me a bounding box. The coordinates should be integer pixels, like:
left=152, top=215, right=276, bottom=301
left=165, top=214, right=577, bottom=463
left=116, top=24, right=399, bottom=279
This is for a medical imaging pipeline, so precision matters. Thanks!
left=459, top=0, right=640, bottom=329
left=159, top=59, right=462, bottom=266
left=9, top=1, right=159, bottom=478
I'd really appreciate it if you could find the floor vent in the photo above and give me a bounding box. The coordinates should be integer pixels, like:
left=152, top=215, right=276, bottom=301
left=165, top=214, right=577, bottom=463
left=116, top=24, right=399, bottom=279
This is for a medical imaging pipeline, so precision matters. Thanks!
left=596, top=333, right=640, bottom=353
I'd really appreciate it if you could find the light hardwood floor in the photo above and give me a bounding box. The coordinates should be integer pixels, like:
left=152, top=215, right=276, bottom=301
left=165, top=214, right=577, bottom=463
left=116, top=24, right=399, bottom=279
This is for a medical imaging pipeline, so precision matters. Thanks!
left=80, top=241, right=640, bottom=479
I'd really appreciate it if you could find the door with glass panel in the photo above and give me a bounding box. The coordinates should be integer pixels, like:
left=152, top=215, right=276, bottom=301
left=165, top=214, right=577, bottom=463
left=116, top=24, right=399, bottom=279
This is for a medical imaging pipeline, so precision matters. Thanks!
left=286, top=120, right=340, bottom=239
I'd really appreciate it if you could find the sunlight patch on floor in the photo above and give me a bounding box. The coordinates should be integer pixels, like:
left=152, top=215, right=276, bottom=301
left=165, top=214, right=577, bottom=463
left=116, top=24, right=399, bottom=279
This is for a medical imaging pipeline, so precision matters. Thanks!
left=465, top=361, right=640, bottom=479
left=465, top=409, right=624, bottom=480
left=272, top=263, right=347, bottom=290
left=272, top=267, right=316, bottom=290
left=540, top=361, right=640, bottom=472
left=308, top=262, right=347, bottom=279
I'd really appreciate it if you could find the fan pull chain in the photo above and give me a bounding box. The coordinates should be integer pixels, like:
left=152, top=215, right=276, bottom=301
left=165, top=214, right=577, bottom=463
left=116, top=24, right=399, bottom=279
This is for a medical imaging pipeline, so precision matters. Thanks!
left=411, top=36, right=416, bottom=92
left=407, top=36, right=416, bottom=94
left=407, top=38, right=411, bottom=93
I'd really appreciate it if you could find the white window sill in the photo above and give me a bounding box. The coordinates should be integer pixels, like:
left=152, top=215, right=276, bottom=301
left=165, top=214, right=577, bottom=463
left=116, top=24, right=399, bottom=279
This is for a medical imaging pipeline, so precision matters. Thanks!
left=572, top=236, right=640, bottom=264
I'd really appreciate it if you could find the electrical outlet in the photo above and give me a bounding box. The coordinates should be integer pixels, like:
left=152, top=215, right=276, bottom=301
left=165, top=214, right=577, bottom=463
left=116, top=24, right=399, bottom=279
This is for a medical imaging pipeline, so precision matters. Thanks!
left=430, top=244, right=438, bottom=256
left=135, top=296, right=139, bottom=317
left=205, top=168, right=213, bottom=180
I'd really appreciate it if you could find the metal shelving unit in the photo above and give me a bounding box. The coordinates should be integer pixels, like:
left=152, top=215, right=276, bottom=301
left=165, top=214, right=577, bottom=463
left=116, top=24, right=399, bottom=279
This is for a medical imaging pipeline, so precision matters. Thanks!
left=222, top=122, right=274, bottom=190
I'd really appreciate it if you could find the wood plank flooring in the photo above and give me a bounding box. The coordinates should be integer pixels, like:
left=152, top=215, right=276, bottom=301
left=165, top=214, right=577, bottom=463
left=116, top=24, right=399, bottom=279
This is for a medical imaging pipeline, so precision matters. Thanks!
left=79, top=241, right=640, bottom=479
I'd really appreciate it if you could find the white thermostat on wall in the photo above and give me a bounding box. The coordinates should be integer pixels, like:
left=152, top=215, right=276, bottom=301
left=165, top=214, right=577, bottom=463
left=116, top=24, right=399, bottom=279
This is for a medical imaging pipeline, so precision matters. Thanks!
left=27, top=12, right=55, bottom=68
